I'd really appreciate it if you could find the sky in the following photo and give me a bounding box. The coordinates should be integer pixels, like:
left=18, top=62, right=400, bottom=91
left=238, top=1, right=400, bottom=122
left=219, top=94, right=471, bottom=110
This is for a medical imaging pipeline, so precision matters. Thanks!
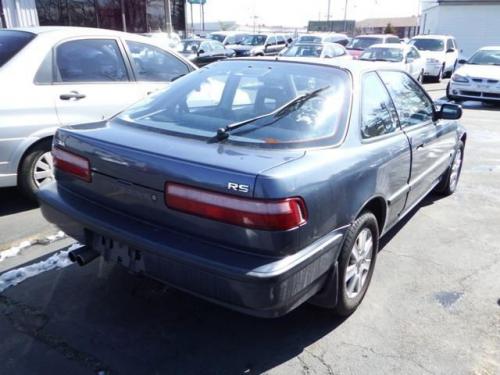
left=190, top=0, right=421, bottom=27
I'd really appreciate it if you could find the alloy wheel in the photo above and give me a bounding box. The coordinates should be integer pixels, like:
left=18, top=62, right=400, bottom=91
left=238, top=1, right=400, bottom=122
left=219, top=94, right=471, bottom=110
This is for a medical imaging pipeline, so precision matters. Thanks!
left=33, top=151, right=54, bottom=187
left=344, top=228, right=374, bottom=299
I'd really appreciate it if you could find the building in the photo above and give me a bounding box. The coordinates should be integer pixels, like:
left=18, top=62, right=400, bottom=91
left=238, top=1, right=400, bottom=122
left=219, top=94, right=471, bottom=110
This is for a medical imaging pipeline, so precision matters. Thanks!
left=420, top=0, right=500, bottom=57
left=0, top=0, right=186, bottom=34
left=355, top=16, right=419, bottom=38
left=307, top=20, right=356, bottom=35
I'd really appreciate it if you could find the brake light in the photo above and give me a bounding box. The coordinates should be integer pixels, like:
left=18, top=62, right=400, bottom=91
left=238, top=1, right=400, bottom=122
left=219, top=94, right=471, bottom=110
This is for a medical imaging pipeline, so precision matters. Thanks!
left=165, top=183, right=307, bottom=231
left=52, top=147, right=91, bottom=182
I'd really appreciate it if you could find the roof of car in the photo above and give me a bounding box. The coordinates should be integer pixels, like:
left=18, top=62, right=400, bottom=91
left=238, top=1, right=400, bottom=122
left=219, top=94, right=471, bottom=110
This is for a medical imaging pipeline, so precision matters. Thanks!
left=229, top=56, right=396, bottom=75
left=355, top=34, right=398, bottom=38
left=412, top=34, right=453, bottom=40
left=10, top=26, right=132, bottom=37
left=479, top=46, right=500, bottom=51
left=368, top=43, right=407, bottom=50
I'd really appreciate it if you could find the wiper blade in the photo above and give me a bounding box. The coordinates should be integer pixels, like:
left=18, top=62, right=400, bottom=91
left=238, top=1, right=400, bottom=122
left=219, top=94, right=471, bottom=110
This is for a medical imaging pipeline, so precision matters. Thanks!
left=214, top=86, right=330, bottom=141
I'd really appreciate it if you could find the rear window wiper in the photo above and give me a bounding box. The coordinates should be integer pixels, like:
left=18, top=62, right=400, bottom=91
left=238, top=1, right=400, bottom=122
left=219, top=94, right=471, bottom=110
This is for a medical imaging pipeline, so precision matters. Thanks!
left=214, top=85, right=330, bottom=141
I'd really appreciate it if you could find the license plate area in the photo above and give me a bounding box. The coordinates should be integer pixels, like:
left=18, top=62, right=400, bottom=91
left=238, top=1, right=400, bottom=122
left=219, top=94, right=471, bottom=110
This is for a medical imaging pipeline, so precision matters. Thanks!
left=90, top=232, right=145, bottom=273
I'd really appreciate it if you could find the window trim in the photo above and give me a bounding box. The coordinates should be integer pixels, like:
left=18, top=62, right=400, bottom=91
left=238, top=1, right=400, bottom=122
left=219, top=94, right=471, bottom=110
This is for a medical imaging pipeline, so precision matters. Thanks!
left=376, top=69, right=437, bottom=130
left=122, top=39, right=194, bottom=83
left=359, top=70, right=402, bottom=142
left=52, top=36, right=133, bottom=85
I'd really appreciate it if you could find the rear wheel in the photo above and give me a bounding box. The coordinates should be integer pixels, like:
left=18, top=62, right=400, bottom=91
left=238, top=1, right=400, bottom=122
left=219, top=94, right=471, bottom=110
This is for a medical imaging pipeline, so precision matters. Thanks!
left=19, top=139, right=54, bottom=201
left=333, top=212, right=379, bottom=317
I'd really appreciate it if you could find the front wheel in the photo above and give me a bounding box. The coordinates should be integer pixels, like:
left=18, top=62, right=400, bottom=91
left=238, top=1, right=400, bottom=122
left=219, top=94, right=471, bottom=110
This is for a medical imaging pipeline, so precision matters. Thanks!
left=435, top=141, right=464, bottom=196
left=333, top=212, right=379, bottom=317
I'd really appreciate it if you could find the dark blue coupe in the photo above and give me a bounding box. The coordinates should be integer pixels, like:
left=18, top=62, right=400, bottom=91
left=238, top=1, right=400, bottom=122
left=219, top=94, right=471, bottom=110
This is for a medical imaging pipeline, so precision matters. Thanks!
left=38, top=58, right=466, bottom=317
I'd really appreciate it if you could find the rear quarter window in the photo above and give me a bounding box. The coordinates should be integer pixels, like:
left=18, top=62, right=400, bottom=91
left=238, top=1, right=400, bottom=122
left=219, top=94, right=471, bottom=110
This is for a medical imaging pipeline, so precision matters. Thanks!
left=0, top=31, right=36, bottom=67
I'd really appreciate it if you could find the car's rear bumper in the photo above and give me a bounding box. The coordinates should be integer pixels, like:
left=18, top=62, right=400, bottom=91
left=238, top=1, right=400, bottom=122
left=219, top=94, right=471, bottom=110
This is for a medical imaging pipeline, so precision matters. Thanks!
left=38, top=183, right=346, bottom=318
left=424, top=62, right=442, bottom=76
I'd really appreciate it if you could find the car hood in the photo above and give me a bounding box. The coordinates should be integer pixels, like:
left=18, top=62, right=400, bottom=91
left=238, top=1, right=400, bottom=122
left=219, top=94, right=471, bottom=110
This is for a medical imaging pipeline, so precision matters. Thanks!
left=454, top=64, right=500, bottom=80
left=231, top=45, right=257, bottom=52
left=418, top=50, right=446, bottom=60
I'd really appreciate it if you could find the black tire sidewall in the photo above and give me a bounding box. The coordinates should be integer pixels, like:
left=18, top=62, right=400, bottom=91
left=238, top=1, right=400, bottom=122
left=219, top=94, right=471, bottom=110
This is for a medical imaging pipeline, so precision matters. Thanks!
left=335, top=212, right=379, bottom=316
left=19, top=140, right=52, bottom=201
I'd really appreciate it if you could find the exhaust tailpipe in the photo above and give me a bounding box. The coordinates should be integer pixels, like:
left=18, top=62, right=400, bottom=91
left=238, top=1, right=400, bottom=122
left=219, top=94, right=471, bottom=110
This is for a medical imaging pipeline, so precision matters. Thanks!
left=68, top=245, right=99, bottom=266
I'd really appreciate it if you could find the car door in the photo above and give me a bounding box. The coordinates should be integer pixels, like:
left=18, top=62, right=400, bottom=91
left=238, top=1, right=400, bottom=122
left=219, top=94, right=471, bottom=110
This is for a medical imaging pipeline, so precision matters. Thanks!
left=264, top=36, right=277, bottom=55
left=360, top=72, right=412, bottom=230
left=210, top=41, right=227, bottom=60
left=53, top=38, right=144, bottom=126
left=124, top=40, right=194, bottom=94
left=276, top=35, right=287, bottom=53
left=379, top=70, right=456, bottom=210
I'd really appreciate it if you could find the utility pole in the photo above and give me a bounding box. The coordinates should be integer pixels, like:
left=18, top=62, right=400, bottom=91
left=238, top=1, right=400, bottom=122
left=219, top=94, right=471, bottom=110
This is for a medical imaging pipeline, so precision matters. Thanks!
left=164, top=0, right=173, bottom=34
left=0, top=0, right=7, bottom=28
left=120, top=0, right=127, bottom=31
left=343, top=0, right=348, bottom=33
left=327, top=0, right=332, bottom=31
left=190, top=2, right=194, bottom=35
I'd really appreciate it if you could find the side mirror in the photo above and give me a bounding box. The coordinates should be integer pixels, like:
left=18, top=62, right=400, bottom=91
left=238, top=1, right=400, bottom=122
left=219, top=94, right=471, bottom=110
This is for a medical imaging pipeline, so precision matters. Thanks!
left=436, top=103, right=462, bottom=121
left=197, top=49, right=205, bottom=56
left=446, top=48, right=455, bottom=53
left=458, top=59, right=467, bottom=64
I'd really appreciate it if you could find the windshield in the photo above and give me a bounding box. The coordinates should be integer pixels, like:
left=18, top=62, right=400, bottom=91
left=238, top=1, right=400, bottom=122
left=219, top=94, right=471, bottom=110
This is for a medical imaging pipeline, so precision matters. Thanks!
left=282, top=44, right=323, bottom=57
left=208, top=34, right=225, bottom=43
left=119, top=60, right=351, bottom=147
left=240, top=35, right=267, bottom=46
left=0, top=31, right=36, bottom=67
left=225, top=34, right=245, bottom=45
left=346, top=37, right=383, bottom=50
left=468, top=50, right=500, bottom=65
left=176, top=40, right=201, bottom=53
left=360, top=47, right=403, bottom=62
left=410, top=39, right=444, bottom=52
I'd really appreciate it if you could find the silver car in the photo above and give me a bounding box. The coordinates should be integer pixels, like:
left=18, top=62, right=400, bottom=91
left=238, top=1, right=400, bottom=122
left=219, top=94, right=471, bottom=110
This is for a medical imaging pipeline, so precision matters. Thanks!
left=0, top=27, right=196, bottom=199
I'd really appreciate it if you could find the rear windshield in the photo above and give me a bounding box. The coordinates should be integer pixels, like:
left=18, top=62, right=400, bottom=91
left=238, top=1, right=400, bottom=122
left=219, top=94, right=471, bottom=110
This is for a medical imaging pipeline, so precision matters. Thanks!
left=119, top=60, right=351, bottom=148
left=410, top=39, right=444, bottom=52
left=298, top=35, right=323, bottom=43
left=360, top=47, right=403, bottom=62
left=0, top=31, right=35, bottom=67
left=347, top=37, right=383, bottom=50
left=283, top=44, right=323, bottom=57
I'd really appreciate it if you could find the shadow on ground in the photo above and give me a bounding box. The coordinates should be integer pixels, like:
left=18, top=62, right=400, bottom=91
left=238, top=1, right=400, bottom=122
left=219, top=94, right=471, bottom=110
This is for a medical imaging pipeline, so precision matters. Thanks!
left=0, top=187, right=37, bottom=217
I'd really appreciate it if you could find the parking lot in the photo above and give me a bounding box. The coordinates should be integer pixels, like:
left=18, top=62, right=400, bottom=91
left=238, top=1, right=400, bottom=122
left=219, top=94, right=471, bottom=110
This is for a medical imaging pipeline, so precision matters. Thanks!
left=0, top=79, right=499, bottom=375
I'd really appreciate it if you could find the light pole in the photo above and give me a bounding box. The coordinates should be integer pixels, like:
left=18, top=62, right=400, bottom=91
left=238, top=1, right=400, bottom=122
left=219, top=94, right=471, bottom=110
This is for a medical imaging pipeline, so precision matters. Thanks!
left=327, top=0, right=332, bottom=31
left=343, top=0, right=348, bottom=33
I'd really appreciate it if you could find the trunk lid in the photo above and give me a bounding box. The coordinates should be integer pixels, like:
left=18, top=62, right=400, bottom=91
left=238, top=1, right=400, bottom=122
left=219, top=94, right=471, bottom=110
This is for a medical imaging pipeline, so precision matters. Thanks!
left=55, top=121, right=306, bottom=255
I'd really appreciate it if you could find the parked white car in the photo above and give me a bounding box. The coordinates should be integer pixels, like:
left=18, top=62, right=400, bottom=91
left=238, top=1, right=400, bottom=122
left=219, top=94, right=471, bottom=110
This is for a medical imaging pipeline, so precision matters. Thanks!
left=279, top=42, right=352, bottom=60
left=359, top=43, right=426, bottom=82
left=447, top=46, right=500, bottom=103
left=409, top=35, right=460, bottom=82
left=142, top=32, right=182, bottom=49
left=0, top=27, right=196, bottom=199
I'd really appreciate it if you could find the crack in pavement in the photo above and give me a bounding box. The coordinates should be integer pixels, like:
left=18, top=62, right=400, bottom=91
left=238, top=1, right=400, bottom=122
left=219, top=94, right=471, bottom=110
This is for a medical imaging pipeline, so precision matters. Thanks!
left=303, top=348, right=335, bottom=375
left=0, top=294, right=113, bottom=374
left=338, top=341, right=435, bottom=375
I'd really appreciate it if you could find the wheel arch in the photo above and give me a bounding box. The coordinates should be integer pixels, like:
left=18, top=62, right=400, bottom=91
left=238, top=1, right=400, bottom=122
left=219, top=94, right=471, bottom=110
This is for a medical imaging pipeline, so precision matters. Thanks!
left=354, top=196, right=388, bottom=234
left=16, top=136, right=53, bottom=177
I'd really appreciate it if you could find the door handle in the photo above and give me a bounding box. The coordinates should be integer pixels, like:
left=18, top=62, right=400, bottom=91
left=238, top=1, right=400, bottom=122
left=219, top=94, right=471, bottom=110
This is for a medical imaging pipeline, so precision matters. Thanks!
left=416, top=144, right=425, bottom=151
left=60, top=91, right=86, bottom=101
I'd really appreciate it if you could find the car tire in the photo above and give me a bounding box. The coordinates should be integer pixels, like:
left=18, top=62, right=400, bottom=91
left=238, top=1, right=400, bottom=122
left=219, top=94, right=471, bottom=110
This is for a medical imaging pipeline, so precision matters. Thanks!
left=434, top=65, right=444, bottom=83
left=333, top=212, right=379, bottom=317
left=18, top=139, right=54, bottom=202
left=435, top=141, right=464, bottom=196
left=446, top=82, right=460, bottom=102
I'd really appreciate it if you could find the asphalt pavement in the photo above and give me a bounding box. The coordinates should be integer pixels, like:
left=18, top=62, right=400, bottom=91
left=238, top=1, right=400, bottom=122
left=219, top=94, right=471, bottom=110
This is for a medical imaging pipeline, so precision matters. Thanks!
left=0, top=80, right=499, bottom=375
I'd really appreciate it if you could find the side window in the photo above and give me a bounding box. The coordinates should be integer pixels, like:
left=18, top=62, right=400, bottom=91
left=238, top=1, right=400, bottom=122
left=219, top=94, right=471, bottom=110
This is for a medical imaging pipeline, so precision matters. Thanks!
left=387, top=37, right=400, bottom=44
left=410, top=47, right=420, bottom=58
left=56, top=39, right=128, bottom=83
left=361, top=72, right=399, bottom=139
left=266, top=36, right=276, bottom=46
left=378, top=71, right=434, bottom=128
left=446, top=39, right=454, bottom=51
left=453, top=39, right=458, bottom=49
left=126, top=41, right=190, bottom=82
left=211, top=41, right=224, bottom=51
left=199, top=41, right=212, bottom=52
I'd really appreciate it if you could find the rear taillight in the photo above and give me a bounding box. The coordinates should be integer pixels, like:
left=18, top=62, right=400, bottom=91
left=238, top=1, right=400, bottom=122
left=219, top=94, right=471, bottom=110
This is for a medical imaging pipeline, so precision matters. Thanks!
left=52, top=147, right=91, bottom=182
left=165, top=182, right=307, bottom=231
